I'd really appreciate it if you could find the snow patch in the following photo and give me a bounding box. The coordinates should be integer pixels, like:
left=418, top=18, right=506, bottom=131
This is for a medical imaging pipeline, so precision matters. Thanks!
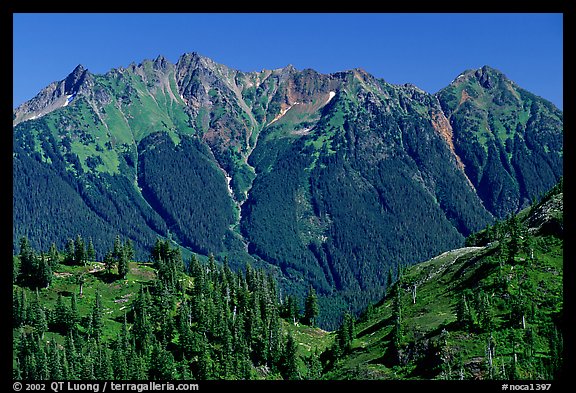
left=291, top=127, right=313, bottom=136
left=63, top=93, right=75, bottom=107
left=452, top=74, right=465, bottom=83
left=326, top=91, right=336, bottom=104
left=225, top=175, right=233, bottom=196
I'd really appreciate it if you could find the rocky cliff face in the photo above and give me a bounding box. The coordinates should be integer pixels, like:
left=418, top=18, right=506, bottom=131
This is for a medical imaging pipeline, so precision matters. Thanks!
left=13, top=54, right=563, bottom=327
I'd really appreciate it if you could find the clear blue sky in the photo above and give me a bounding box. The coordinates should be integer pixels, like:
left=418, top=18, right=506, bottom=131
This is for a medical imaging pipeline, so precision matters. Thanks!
left=13, top=13, right=563, bottom=109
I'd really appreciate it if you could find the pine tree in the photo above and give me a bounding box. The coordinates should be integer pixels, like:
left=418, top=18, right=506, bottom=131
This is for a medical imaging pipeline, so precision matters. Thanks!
left=13, top=255, right=20, bottom=284
left=74, top=234, right=86, bottom=266
left=179, top=356, right=193, bottom=380
left=48, top=341, right=63, bottom=380
left=14, top=287, right=28, bottom=327
left=282, top=295, right=300, bottom=325
left=70, top=293, right=80, bottom=333
left=91, top=291, right=104, bottom=342
left=113, top=235, right=123, bottom=261
left=53, top=294, right=71, bottom=334
left=123, top=239, right=135, bottom=261
left=14, top=357, right=22, bottom=380
left=37, top=253, right=52, bottom=289
left=95, top=344, right=114, bottom=379
left=87, top=238, right=96, bottom=263
left=48, top=242, right=60, bottom=269
left=80, top=343, right=96, bottom=380
left=64, top=333, right=79, bottom=379
left=456, top=290, right=474, bottom=331
left=30, top=291, right=48, bottom=339
left=477, top=291, right=494, bottom=332
left=549, top=325, right=563, bottom=379
left=506, top=214, right=526, bottom=264
left=197, top=335, right=213, bottom=380
left=112, top=338, right=128, bottom=380
left=35, top=339, right=49, bottom=380
left=64, top=238, right=75, bottom=265
left=304, top=286, right=319, bottom=327
left=17, top=330, right=37, bottom=380
left=104, top=251, right=115, bottom=276
left=18, top=237, right=36, bottom=286
left=132, top=286, right=153, bottom=353
left=117, top=247, right=129, bottom=280
left=337, top=312, right=354, bottom=354
left=281, top=332, right=299, bottom=380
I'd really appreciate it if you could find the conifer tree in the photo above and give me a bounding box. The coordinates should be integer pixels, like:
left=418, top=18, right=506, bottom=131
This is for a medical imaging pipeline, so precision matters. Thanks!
left=53, top=294, right=71, bottom=334
left=133, top=286, right=153, bottom=353
left=64, top=238, right=75, bottom=265
left=13, top=255, right=20, bottom=284
left=87, top=238, right=96, bottom=263
left=14, top=287, right=28, bottom=327
left=37, top=253, right=52, bottom=289
left=104, top=251, right=115, bottom=276
left=456, top=290, right=474, bottom=331
left=36, top=340, right=49, bottom=380
left=281, top=332, right=299, bottom=380
left=18, top=237, right=37, bottom=287
left=477, top=291, right=494, bottom=332
left=112, top=340, right=128, bottom=380
left=48, top=341, right=63, bottom=380
left=30, top=292, right=48, bottom=338
left=197, top=335, right=213, bottom=380
left=80, top=344, right=96, bottom=380
left=506, top=214, right=526, bottom=264
left=117, top=246, right=129, bottom=279
left=123, top=239, right=135, bottom=261
left=64, top=333, right=79, bottom=379
left=48, top=242, right=60, bottom=269
left=337, top=312, right=354, bottom=353
left=74, top=235, right=86, bottom=266
left=179, top=356, right=194, bottom=380
left=70, top=293, right=80, bottom=333
left=304, top=286, right=319, bottom=327
left=91, top=291, right=104, bottom=342
left=113, top=235, right=123, bottom=261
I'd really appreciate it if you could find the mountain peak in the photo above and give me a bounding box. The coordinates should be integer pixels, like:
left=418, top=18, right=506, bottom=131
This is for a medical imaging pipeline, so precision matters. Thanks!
left=153, top=54, right=170, bottom=70
left=64, top=64, right=90, bottom=94
left=472, top=65, right=508, bottom=89
left=71, top=64, right=86, bottom=75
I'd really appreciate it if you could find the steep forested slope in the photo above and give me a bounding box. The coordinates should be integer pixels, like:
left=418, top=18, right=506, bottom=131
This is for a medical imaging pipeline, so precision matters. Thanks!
left=13, top=54, right=563, bottom=328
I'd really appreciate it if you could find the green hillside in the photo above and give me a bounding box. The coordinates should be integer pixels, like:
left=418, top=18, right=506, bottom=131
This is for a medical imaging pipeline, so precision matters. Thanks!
left=12, top=237, right=331, bottom=380
left=319, top=181, right=563, bottom=380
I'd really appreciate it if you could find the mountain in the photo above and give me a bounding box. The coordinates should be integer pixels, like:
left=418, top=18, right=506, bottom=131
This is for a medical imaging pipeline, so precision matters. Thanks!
left=12, top=53, right=563, bottom=328
left=321, top=181, right=563, bottom=379
left=12, top=179, right=563, bottom=381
